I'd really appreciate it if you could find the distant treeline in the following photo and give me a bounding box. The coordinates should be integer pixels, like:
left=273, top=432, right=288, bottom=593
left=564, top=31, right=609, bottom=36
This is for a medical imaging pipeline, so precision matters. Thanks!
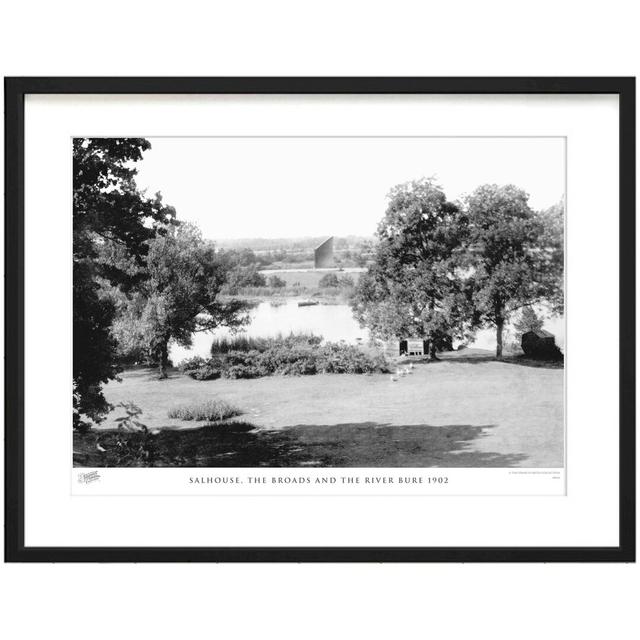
left=215, top=235, right=374, bottom=251
left=218, top=238, right=376, bottom=269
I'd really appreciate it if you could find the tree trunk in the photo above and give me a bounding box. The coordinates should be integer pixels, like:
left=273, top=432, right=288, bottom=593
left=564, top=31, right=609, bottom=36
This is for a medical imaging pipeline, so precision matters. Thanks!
left=496, top=318, right=504, bottom=359
left=158, top=337, right=169, bottom=379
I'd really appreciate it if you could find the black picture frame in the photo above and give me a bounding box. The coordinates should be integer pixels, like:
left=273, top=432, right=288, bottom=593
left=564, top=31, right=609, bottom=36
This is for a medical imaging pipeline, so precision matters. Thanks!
left=4, top=77, right=635, bottom=563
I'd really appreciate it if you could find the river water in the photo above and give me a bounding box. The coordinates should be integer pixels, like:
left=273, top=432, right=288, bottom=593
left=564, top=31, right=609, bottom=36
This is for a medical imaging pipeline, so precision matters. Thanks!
left=170, top=299, right=564, bottom=364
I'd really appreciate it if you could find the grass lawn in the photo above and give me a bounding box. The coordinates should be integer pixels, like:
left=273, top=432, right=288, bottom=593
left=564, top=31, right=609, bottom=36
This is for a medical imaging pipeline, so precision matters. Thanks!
left=75, top=353, right=564, bottom=468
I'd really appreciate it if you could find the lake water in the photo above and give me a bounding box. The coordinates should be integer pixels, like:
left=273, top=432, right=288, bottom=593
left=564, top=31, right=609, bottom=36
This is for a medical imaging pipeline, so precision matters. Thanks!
left=170, top=301, right=370, bottom=363
left=170, top=300, right=565, bottom=364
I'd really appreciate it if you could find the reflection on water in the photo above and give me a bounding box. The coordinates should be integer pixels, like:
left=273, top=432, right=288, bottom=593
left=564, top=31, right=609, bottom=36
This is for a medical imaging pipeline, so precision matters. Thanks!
left=170, top=299, right=565, bottom=364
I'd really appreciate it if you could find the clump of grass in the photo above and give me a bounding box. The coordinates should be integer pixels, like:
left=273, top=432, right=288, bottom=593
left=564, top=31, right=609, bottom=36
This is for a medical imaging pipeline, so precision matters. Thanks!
left=210, top=335, right=270, bottom=354
left=167, top=399, right=242, bottom=422
left=210, top=332, right=321, bottom=355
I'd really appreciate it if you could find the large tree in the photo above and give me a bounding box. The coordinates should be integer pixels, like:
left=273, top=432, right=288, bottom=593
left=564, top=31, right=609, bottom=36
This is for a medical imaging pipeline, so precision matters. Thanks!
left=136, top=223, right=250, bottom=378
left=73, top=138, right=175, bottom=429
left=465, top=185, right=564, bottom=357
left=351, top=179, right=472, bottom=358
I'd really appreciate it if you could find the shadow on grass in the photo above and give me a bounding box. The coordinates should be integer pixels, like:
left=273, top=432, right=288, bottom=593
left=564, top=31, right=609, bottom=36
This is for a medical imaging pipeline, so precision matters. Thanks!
left=74, top=421, right=528, bottom=468
left=436, top=353, right=564, bottom=369
left=501, top=355, right=564, bottom=369
left=119, top=366, right=183, bottom=381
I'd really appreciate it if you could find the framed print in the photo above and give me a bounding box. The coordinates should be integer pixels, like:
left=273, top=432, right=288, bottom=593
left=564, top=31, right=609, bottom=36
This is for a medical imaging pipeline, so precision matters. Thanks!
left=4, top=77, right=635, bottom=562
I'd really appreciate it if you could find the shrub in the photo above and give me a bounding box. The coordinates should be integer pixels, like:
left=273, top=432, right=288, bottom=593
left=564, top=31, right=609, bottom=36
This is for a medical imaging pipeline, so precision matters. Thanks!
left=114, top=402, right=148, bottom=432
left=167, top=399, right=242, bottom=421
left=182, top=335, right=389, bottom=380
left=259, top=343, right=318, bottom=375
left=319, top=273, right=339, bottom=288
left=179, top=356, right=222, bottom=380
left=218, top=350, right=268, bottom=378
left=267, top=275, right=286, bottom=288
left=317, top=343, right=389, bottom=374
left=223, top=265, right=267, bottom=293
left=338, top=274, right=355, bottom=288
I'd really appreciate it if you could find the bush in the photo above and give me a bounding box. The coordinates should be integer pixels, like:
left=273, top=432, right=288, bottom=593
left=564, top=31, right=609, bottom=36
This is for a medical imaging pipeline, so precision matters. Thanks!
left=267, top=275, right=286, bottom=288
left=180, top=356, right=222, bottom=380
left=317, top=342, right=389, bottom=374
left=319, top=273, right=339, bottom=288
left=217, top=350, right=268, bottom=378
left=167, top=399, right=242, bottom=421
left=338, top=274, right=355, bottom=289
left=182, top=335, right=389, bottom=380
left=224, top=265, right=267, bottom=293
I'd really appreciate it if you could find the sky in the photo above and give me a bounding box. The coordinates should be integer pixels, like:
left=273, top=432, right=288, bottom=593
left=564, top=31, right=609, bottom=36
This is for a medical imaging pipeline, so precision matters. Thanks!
left=134, top=137, right=565, bottom=241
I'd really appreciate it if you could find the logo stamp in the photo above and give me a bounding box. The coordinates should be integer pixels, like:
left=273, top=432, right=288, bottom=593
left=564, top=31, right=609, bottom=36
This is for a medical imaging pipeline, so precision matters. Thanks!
left=78, top=470, right=101, bottom=484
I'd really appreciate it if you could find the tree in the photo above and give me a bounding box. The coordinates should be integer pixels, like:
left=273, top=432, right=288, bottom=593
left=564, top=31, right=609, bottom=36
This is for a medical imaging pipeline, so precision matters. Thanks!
left=138, top=224, right=250, bottom=378
left=351, top=178, right=471, bottom=358
left=218, top=247, right=259, bottom=268
left=537, top=199, right=565, bottom=315
left=513, top=306, right=544, bottom=343
left=465, top=185, right=563, bottom=358
left=223, top=264, right=267, bottom=293
left=73, top=138, right=175, bottom=429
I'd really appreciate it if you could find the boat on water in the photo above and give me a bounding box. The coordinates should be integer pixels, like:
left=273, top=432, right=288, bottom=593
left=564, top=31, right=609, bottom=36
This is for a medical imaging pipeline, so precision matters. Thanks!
left=297, top=300, right=320, bottom=307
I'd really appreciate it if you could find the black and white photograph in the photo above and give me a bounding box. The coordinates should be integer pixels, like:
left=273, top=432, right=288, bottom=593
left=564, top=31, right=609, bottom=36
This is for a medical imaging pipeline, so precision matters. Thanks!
left=72, top=136, right=565, bottom=470
left=4, top=75, right=634, bottom=567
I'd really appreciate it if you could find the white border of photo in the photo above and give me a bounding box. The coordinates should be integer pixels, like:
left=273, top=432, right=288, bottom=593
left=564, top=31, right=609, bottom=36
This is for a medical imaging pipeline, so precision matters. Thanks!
left=23, top=94, right=618, bottom=547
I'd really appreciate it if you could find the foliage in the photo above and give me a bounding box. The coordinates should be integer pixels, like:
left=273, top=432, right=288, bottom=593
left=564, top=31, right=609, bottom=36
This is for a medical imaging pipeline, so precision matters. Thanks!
left=77, top=400, right=240, bottom=466
left=537, top=200, right=565, bottom=315
left=218, top=247, right=262, bottom=268
left=338, top=274, right=355, bottom=289
left=319, top=273, right=340, bottom=288
left=223, top=264, right=267, bottom=293
left=73, top=138, right=176, bottom=429
left=351, top=178, right=472, bottom=358
left=109, top=289, right=156, bottom=364
left=90, top=402, right=154, bottom=465
left=73, top=263, right=120, bottom=430
left=211, top=335, right=271, bottom=354
left=465, top=186, right=564, bottom=357
left=220, top=285, right=306, bottom=298
left=513, top=306, right=544, bottom=343
left=267, top=274, right=287, bottom=288
left=315, top=342, right=389, bottom=374
left=180, top=356, right=223, bottom=381
left=167, top=399, right=242, bottom=421
left=122, top=223, right=251, bottom=378
left=181, top=334, right=389, bottom=380
left=114, top=402, right=148, bottom=432
left=74, top=422, right=258, bottom=467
